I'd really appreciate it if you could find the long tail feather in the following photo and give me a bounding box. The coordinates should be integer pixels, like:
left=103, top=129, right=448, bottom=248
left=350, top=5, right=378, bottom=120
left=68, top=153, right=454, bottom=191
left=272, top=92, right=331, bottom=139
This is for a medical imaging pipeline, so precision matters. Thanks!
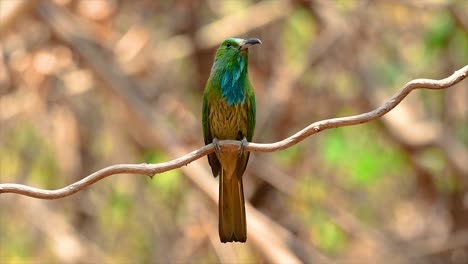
left=219, top=169, right=247, bottom=243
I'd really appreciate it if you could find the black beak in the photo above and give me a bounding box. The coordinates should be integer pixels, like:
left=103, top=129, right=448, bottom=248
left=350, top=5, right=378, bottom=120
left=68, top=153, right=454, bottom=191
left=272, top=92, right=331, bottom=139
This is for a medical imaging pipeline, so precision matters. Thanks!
left=239, top=38, right=262, bottom=50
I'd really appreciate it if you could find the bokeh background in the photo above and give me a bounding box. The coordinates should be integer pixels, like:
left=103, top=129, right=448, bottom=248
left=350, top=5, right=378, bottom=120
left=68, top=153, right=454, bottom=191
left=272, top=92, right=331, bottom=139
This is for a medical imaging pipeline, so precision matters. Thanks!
left=1, top=0, right=467, bottom=263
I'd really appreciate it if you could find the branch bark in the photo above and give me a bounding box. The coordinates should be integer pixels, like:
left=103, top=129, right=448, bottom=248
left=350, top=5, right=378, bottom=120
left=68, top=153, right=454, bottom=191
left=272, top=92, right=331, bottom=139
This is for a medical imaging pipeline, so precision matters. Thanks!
left=1, top=64, right=467, bottom=198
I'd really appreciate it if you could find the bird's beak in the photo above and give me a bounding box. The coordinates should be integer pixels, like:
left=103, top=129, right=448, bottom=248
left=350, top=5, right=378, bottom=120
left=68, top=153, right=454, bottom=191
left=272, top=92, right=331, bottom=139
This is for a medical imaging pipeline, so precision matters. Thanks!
left=239, top=38, right=262, bottom=50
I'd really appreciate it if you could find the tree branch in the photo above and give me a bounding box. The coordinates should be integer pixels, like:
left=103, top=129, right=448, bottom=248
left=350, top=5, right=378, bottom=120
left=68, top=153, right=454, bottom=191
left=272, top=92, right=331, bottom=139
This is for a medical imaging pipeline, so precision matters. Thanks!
left=1, top=65, right=467, bottom=199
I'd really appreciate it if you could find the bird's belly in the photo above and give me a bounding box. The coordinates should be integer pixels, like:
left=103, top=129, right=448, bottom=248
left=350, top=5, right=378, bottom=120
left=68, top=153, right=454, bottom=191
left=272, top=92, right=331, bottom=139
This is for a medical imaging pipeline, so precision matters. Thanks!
left=209, top=100, right=249, bottom=177
left=209, top=101, right=248, bottom=140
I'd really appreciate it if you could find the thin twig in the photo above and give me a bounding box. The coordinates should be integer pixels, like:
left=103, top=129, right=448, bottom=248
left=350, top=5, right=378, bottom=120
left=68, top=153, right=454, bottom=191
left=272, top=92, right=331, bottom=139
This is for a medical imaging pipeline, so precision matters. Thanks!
left=1, top=65, right=467, bottom=199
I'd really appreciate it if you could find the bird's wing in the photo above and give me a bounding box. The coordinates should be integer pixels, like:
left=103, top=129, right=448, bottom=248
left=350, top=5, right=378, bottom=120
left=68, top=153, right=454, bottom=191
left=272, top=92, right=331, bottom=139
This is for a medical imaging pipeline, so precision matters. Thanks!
left=203, top=91, right=221, bottom=177
left=247, top=89, right=256, bottom=142
left=235, top=91, right=256, bottom=178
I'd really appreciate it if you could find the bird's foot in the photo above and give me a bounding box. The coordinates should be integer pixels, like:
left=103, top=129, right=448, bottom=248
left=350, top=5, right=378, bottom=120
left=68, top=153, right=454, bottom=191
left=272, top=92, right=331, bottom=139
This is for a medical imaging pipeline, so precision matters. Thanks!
left=213, top=138, right=222, bottom=155
left=238, top=137, right=248, bottom=157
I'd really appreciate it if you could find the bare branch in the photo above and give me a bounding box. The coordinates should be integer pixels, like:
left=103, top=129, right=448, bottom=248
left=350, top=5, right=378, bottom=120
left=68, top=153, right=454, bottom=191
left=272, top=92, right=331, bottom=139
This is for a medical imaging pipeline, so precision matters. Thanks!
left=252, top=65, right=468, bottom=152
left=1, top=65, right=467, bottom=199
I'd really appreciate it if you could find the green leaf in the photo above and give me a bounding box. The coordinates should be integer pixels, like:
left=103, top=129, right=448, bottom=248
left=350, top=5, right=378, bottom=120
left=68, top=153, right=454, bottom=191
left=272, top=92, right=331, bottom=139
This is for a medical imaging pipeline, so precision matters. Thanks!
left=320, top=127, right=406, bottom=188
left=272, top=144, right=302, bottom=166
left=311, top=213, right=347, bottom=254
left=283, top=8, right=316, bottom=69
left=144, top=150, right=182, bottom=196
left=425, top=11, right=454, bottom=52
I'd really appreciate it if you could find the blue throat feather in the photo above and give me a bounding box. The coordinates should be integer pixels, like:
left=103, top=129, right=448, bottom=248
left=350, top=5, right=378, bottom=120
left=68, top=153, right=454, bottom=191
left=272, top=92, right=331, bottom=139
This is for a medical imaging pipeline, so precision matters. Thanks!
left=216, top=55, right=247, bottom=106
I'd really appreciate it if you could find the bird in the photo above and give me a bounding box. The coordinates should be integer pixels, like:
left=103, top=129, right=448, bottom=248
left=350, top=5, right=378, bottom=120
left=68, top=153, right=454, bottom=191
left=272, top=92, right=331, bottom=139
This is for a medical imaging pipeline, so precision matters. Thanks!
left=202, top=37, right=261, bottom=243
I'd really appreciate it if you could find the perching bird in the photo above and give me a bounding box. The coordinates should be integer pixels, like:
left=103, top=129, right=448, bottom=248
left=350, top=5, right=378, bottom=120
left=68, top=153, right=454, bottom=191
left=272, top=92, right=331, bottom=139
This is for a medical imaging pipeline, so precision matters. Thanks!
left=202, top=37, right=261, bottom=243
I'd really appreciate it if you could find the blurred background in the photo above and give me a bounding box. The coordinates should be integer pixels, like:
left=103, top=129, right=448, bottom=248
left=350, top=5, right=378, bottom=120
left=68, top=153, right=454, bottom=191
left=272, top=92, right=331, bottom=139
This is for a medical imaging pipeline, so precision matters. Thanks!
left=0, top=0, right=467, bottom=263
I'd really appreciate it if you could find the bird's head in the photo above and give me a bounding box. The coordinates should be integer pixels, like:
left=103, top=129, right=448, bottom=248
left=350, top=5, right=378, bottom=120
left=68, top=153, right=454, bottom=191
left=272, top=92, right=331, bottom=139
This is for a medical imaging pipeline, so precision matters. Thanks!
left=214, top=37, right=262, bottom=66
left=210, top=38, right=261, bottom=105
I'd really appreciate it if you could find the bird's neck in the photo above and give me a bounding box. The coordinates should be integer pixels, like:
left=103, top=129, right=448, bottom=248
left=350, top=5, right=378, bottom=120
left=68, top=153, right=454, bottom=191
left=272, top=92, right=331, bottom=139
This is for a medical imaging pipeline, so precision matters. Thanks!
left=212, top=56, right=248, bottom=106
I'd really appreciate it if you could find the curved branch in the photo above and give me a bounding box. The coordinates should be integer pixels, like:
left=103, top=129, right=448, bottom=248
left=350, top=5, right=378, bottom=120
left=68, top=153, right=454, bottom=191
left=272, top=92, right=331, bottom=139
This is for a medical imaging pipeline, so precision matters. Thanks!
left=1, top=65, right=467, bottom=199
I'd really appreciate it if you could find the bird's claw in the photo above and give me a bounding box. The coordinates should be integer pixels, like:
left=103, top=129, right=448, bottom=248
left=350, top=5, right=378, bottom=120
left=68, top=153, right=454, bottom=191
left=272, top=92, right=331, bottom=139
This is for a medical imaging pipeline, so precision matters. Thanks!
left=213, top=138, right=222, bottom=155
left=238, top=137, right=248, bottom=157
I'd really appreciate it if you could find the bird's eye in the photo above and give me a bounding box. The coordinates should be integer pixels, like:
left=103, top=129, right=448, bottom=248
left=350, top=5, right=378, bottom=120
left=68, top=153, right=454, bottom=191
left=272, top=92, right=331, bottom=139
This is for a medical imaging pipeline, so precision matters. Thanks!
left=226, top=43, right=232, bottom=48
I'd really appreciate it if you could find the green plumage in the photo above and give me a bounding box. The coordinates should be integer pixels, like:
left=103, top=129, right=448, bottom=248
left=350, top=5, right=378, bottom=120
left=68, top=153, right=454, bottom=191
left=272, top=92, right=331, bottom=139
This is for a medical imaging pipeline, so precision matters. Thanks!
left=202, top=38, right=260, bottom=243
